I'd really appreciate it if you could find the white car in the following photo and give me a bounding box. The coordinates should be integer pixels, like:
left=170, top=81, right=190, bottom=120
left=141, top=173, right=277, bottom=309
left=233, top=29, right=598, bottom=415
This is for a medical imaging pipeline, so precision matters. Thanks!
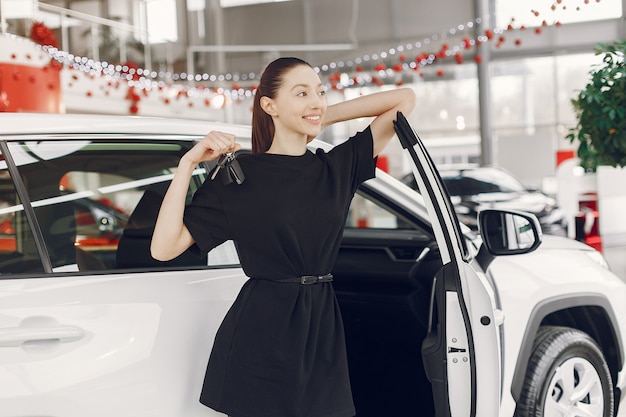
left=0, top=112, right=624, bottom=417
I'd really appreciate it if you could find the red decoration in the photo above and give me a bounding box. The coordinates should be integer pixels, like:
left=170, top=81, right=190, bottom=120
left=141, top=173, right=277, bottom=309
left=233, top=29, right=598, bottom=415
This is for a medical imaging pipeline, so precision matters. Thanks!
left=436, top=69, right=445, bottom=77
left=474, top=55, right=483, bottom=64
left=129, top=104, right=139, bottom=114
left=0, top=91, right=9, bottom=111
left=29, top=22, right=59, bottom=48
left=535, top=27, right=542, bottom=34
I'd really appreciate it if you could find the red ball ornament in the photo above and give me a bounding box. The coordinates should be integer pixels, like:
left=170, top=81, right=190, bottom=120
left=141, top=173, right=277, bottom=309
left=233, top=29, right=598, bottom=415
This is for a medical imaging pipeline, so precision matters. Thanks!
left=485, top=29, right=494, bottom=40
left=374, top=63, right=386, bottom=71
left=86, top=91, right=93, bottom=97
left=392, top=64, right=403, bottom=72
left=129, top=104, right=139, bottom=114
left=436, top=69, right=445, bottom=77
left=356, top=65, right=363, bottom=72
left=515, top=39, right=522, bottom=46
left=474, top=55, right=483, bottom=64
left=10, top=54, right=16, bottom=60
left=535, top=27, right=542, bottom=34
left=399, top=54, right=406, bottom=62
left=204, top=99, right=211, bottom=106
left=455, top=53, right=463, bottom=64
left=164, top=98, right=170, bottom=104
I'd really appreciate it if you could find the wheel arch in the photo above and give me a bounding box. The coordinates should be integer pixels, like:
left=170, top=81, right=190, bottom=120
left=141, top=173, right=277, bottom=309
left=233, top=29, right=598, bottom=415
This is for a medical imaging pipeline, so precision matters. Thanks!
left=510, top=293, right=624, bottom=403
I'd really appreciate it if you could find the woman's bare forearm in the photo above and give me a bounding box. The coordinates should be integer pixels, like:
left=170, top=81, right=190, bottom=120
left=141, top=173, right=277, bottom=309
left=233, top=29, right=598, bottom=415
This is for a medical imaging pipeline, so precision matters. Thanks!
left=323, top=88, right=415, bottom=126
left=150, top=157, right=197, bottom=261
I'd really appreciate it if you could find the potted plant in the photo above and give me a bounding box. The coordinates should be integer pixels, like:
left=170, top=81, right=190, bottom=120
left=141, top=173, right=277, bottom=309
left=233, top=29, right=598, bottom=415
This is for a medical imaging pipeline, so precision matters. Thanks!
left=565, top=40, right=626, bottom=251
left=566, top=40, right=626, bottom=172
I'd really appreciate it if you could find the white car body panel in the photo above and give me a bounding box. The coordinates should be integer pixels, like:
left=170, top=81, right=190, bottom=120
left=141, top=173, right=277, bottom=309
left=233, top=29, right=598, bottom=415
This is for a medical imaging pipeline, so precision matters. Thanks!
left=489, top=239, right=626, bottom=416
left=0, top=268, right=247, bottom=416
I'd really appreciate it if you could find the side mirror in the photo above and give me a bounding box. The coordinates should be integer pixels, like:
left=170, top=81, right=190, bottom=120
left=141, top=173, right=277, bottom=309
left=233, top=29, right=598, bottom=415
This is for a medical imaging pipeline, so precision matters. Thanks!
left=478, top=209, right=542, bottom=256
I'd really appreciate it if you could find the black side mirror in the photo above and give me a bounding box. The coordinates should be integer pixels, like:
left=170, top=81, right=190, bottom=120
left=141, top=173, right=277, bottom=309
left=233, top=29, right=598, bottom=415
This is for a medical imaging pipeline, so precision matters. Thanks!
left=478, top=209, right=542, bottom=256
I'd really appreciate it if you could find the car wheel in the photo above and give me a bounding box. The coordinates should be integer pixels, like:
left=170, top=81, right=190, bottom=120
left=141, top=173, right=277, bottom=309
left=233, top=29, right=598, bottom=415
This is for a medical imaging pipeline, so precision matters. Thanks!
left=515, top=326, right=614, bottom=417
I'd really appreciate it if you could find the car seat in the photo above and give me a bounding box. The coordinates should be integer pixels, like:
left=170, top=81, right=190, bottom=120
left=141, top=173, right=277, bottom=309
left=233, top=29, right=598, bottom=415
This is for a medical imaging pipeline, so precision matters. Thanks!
left=115, top=182, right=207, bottom=268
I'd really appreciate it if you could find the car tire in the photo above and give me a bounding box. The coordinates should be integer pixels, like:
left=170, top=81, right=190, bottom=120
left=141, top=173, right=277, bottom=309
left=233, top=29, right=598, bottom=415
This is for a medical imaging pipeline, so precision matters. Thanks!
left=515, top=325, right=614, bottom=417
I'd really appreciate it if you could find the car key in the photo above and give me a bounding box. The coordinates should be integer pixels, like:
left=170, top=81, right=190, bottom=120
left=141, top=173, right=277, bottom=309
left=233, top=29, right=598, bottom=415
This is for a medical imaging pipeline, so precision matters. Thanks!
left=210, top=153, right=229, bottom=180
left=211, top=152, right=245, bottom=185
left=225, top=155, right=245, bottom=185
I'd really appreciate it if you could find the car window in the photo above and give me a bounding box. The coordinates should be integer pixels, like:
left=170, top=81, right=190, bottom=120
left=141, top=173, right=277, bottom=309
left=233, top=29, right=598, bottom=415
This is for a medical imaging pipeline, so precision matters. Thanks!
left=5, top=139, right=240, bottom=274
left=440, top=168, right=526, bottom=195
left=0, top=162, right=45, bottom=275
left=346, top=193, right=414, bottom=230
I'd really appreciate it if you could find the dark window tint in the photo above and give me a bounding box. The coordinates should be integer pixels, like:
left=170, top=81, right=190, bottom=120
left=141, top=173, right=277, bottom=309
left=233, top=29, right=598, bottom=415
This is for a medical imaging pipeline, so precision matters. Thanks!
left=440, top=168, right=526, bottom=196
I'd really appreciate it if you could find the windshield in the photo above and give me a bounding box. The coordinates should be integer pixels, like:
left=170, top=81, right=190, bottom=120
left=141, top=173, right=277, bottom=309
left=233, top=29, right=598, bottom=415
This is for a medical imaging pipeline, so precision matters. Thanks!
left=440, top=167, right=526, bottom=196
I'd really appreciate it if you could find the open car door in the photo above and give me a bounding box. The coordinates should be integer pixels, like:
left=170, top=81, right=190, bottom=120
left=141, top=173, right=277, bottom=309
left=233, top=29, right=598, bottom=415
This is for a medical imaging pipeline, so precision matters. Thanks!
left=394, top=112, right=501, bottom=417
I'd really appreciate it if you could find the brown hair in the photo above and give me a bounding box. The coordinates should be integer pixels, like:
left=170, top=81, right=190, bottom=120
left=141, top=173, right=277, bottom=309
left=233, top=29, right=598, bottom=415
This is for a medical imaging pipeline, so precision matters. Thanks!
left=251, top=57, right=312, bottom=154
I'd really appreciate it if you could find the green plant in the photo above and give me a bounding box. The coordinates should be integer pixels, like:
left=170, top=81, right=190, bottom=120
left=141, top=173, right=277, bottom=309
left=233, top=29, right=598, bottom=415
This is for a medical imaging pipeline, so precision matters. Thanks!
left=566, top=40, right=626, bottom=171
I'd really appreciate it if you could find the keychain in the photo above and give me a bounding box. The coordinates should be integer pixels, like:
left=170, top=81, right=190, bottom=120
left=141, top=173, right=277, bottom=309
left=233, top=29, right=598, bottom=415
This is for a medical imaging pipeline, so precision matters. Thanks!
left=211, top=152, right=245, bottom=185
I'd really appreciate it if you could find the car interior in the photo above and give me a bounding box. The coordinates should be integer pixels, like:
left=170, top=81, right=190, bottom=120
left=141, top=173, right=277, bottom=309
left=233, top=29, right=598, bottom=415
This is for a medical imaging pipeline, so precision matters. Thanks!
left=0, top=138, right=441, bottom=416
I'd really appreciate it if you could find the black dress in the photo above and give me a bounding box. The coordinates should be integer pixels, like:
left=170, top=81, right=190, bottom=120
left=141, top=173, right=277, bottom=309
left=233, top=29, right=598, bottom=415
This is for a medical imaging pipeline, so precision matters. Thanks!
left=183, top=127, right=377, bottom=417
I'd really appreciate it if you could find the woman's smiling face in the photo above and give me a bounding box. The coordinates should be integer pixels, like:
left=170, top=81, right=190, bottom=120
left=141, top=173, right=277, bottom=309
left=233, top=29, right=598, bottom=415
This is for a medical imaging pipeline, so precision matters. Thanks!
left=268, top=64, right=327, bottom=140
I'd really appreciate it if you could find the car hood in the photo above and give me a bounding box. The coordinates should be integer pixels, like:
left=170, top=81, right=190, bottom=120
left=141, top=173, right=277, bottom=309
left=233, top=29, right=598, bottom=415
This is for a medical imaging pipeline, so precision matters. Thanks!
left=537, top=234, right=594, bottom=251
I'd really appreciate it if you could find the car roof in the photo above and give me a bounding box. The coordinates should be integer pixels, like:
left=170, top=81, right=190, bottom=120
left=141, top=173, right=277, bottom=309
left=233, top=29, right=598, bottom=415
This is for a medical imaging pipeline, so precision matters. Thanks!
left=0, top=113, right=253, bottom=138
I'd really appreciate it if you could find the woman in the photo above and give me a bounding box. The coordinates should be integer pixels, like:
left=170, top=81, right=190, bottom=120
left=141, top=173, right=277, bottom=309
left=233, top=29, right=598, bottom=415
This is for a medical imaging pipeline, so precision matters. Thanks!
left=151, top=57, right=416, bottom=417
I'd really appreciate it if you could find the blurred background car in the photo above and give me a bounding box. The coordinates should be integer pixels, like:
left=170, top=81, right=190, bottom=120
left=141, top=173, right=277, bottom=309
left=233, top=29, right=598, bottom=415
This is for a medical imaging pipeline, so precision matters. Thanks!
left=402, top=165, right=568, bottom=236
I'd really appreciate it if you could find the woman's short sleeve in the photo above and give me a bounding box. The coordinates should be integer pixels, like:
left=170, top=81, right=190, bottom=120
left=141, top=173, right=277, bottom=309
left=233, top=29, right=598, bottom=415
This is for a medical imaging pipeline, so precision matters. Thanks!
left=325, top=126, right=377, bottom=192
left=183, top=179, right=230, bottom=256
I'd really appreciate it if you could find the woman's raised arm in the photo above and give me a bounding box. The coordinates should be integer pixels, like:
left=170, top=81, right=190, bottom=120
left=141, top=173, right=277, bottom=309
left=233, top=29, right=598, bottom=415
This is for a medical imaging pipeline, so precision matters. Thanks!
left=322, top=87, right=416, bottom=156
left=150, top=131, right=239, bottom=261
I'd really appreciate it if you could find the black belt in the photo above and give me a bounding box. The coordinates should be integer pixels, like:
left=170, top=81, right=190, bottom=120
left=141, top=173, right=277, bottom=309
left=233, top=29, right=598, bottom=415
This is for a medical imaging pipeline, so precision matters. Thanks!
left=270, top=273, right=334, bottom=285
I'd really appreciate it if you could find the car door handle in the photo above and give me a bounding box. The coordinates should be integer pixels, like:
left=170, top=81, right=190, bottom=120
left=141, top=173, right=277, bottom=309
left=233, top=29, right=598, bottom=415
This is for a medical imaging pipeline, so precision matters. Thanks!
left=0, top=325, right=85, bottom=347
